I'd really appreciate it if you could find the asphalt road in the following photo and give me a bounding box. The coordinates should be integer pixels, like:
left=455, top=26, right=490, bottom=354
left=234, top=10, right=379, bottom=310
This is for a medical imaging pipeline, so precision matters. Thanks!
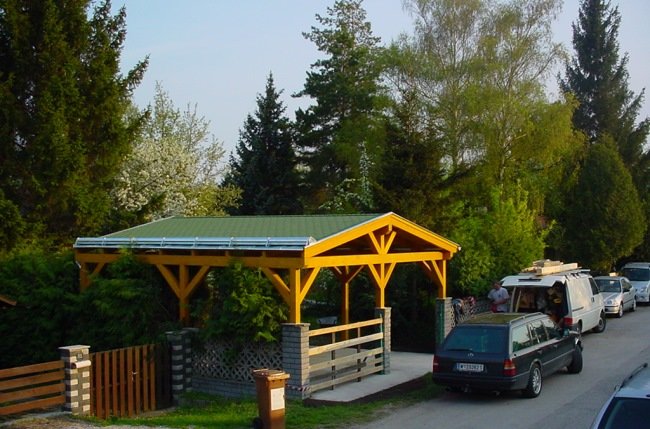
left=353, top=304, right=650, bottom=429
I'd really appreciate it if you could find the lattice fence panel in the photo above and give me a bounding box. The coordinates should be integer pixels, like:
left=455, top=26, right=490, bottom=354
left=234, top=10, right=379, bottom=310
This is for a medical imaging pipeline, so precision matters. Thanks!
left=192, top=340, right=282, bottom=382
left=450, top=298, right=491, bottom=327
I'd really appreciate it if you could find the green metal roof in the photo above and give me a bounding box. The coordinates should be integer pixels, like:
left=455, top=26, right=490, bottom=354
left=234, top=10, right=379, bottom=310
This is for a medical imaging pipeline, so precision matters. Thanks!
left=107, top=214, right=381, bottom=239
left=74, top=214, right=385, bottom=251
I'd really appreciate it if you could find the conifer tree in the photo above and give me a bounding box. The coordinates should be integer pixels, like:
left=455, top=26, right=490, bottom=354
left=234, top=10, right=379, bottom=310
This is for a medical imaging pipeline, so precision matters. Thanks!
left=560, top=0, right=650, bottom=261
left=560, top=0, right=649, bottom=176
left=0, top=0, right=147, bottom=248
left=224, top=73, right=301, bottom=215
left=295, top=0, right=386, bottom=213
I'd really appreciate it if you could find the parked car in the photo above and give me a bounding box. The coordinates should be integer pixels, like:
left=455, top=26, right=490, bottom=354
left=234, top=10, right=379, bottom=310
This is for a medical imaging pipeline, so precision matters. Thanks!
left=501, top=261, right=606, bottom=334
left=594, top=276, right=637, bottom=317
left=590, top=362, right=650, bottom=428
left=620, top=262, right=650, bottom=304
left=432, top=312, right=583, bottom=398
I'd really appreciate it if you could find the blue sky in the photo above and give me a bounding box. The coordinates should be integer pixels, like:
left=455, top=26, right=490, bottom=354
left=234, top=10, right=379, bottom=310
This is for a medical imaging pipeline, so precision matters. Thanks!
left=114, top=1, right=650, bottom=155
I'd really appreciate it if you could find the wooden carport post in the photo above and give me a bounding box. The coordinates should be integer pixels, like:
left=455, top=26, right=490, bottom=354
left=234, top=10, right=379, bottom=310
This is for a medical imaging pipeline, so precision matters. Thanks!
left=331, top=266, right=364, bottom=326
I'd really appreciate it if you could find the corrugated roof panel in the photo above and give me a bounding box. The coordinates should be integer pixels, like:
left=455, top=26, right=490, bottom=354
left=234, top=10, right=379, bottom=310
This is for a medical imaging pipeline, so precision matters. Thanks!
left=102, top=214, right=382, bottom=241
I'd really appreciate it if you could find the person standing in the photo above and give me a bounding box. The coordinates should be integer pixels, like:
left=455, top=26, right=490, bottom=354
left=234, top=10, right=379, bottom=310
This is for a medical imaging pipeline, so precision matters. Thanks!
left=488, top=281, right=509, bottom=312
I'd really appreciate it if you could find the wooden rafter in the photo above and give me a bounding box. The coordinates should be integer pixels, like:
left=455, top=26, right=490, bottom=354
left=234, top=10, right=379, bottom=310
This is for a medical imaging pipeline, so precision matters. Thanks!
left=74, top=213, right=459, bottom=325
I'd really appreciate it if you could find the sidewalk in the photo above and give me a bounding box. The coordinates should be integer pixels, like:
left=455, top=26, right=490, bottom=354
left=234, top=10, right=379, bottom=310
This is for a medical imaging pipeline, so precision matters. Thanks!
left=307, top=351, right=433, bottom=404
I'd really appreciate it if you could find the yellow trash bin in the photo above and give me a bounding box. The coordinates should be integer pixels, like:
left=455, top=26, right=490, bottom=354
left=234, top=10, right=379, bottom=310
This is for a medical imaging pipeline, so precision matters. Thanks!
left=252, top=369, right=290, bottom=429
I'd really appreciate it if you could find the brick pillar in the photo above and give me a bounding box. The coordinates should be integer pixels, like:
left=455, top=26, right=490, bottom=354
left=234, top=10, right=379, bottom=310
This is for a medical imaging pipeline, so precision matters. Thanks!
left=375, top=307, right=391, bottom=374
left=435, top=297, right=453, bottom=346
left=166, top=328, right=195, bottom=405
left=282, top=323, right=310, bottom=400
left=59, top=345, right=91, bottom=416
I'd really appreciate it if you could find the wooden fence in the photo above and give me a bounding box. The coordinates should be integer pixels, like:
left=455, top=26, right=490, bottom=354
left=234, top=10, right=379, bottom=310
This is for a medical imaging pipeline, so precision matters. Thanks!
left=90, top=343, right=171, bottom=419
left=308, top=318, right=384, bottom=393
left=0, top=360, right=65, bottom=417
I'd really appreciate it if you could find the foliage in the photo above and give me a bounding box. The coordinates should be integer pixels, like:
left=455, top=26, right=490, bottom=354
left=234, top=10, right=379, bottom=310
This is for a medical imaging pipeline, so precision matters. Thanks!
left=112, top=83, right=240, bottom=225
left=69, top=252, right=180, bottom=351
left=0, top=250, right=179, bottom=368
left=0, top=0, right=148, bottom=248
left=295, top=0, right=387, bottom=212
left=449, top=185, right=548, bottom=297
left=0, top=250, right=78, bottom=368
left=390, top=0, right=571, bottom=197
left=386, top=265, right=439, bottom=352
left=0, top=189, right=25, bottom=254
left=197, top=263, right=288, bottom=345
left=374, top=86, right=457, bottom=231
left=224, top=73, right=301, bottom=215
left=558, top=140, right=645, bottom=273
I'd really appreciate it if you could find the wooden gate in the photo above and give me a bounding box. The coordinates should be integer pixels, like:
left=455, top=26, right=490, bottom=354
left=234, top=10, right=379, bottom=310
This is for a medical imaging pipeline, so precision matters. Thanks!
left=90, top=343, right=171, bottom=419
left=0, top=360, right=65, bottom=417
left=308, top=318, right=384, bottom=393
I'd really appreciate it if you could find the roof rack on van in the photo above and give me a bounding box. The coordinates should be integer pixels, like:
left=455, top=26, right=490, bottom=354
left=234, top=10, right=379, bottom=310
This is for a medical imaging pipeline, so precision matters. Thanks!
left=521, top=260, right=579, bottom=276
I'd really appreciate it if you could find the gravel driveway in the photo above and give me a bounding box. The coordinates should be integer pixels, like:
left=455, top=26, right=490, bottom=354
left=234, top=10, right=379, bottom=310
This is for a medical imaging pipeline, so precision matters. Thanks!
left=1, top=412, right=171, bottom=429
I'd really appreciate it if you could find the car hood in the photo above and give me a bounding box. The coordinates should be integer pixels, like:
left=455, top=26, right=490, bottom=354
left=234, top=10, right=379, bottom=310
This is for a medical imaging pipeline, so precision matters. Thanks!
left=601, top=292, right=622, bottom=301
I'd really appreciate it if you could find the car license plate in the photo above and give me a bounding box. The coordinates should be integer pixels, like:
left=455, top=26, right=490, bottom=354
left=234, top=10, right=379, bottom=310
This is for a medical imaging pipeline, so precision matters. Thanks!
left=456, top=363, right=484, bottom=372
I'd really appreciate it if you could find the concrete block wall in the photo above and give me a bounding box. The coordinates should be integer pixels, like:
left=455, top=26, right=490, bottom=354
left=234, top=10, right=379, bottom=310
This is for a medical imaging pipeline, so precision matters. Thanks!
left=192, top=376, right=256, bottom=398
left=375, top=307, right=391, bottom=374
left=435, top=297, right=453, bottom=345
left=166, top=328, right=195, bottom=405
left=281, top=323, right=310, bottom=400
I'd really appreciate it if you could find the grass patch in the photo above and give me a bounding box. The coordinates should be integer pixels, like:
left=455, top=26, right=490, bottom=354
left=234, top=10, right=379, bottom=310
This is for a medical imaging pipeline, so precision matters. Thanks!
left=99, top=374, right=442, bottom=429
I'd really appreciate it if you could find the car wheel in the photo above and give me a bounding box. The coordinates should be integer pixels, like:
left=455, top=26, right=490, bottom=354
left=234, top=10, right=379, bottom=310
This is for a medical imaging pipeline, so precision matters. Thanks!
left=592, top=312, right=607, bottom=333
left=617, top=305, right=624, bottom=318
left=522, top=364, right=542, bottom=398
left=567, top=346, right=583, bottom=374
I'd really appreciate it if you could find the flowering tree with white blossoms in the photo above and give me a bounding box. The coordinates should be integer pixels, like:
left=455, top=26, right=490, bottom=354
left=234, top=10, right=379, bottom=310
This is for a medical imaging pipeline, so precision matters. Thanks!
left=112, top=83, right=240, bottom=222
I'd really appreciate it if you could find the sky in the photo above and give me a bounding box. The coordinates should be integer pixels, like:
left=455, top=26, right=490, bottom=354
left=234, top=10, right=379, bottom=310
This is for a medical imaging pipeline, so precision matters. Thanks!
left=113, top=1, right=650, bottom=155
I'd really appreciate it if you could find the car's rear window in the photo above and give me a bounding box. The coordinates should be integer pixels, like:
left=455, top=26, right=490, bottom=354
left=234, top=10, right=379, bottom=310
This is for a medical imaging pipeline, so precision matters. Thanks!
left=597, top=397, right=650, bottom=429
left=595, top=279, right=622, bottom=293
left=622, top=267, right=650, bottom=282
left=443, top=326, right=506, bottom=354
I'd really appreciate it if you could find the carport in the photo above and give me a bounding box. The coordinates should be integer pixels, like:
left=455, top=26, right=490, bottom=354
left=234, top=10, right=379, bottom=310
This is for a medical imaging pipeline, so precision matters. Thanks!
left=74, top=212, right=460, bottom=325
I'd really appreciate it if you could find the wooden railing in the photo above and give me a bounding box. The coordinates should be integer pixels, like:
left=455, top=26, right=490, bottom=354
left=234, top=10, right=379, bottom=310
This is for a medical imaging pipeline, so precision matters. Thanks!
left=90, top=344, right=170, bottom=419
left=308, top=318, right=384, bottom=393
left=0, top=360, right=65, bottom=416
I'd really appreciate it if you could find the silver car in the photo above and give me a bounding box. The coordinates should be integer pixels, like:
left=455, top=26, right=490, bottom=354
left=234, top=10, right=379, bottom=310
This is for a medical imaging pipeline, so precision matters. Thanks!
left=594, top=276, right=636, bottom=318
left=620, top=262, right=650, bottom=303
left=591, top=362, right=650, bottom=428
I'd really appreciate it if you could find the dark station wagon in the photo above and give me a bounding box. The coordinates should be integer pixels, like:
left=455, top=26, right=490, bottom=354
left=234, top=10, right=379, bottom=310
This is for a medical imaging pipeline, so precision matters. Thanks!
left=432, top=312, right=583, bottom=398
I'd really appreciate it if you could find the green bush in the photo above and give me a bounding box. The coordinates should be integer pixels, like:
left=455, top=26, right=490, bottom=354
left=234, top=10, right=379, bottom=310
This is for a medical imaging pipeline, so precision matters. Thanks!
left=196, top=263, right=288, bottom=345
left=0, top=250, right=78, bottom=367
left=67, top=252, right=180, bottom=351
left=0, top=250, right=179, bottom=368
left=449, top=185, right=548, bottom=297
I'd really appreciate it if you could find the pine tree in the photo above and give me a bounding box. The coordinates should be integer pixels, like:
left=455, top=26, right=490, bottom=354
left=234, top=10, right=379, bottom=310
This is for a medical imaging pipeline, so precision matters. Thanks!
left=560, top=0, right=650, bottom=261
left=560, top=0, right=649, bottom=175
left=224, top=73, right=301, bottom=215
left=0, top=0, right=147, bottom=248
left=294, top=0, right=386, bottom=213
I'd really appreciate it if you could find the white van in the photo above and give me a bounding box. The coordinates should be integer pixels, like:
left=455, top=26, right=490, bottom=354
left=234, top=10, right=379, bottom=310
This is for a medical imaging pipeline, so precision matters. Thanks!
left=620, top=262, right=650, bottom=303
left=500, top=261, right=606, bottom=334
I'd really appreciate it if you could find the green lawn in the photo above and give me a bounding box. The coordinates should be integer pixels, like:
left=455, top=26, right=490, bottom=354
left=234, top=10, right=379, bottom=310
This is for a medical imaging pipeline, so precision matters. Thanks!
left=94, top=374, right=441, bottom=429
